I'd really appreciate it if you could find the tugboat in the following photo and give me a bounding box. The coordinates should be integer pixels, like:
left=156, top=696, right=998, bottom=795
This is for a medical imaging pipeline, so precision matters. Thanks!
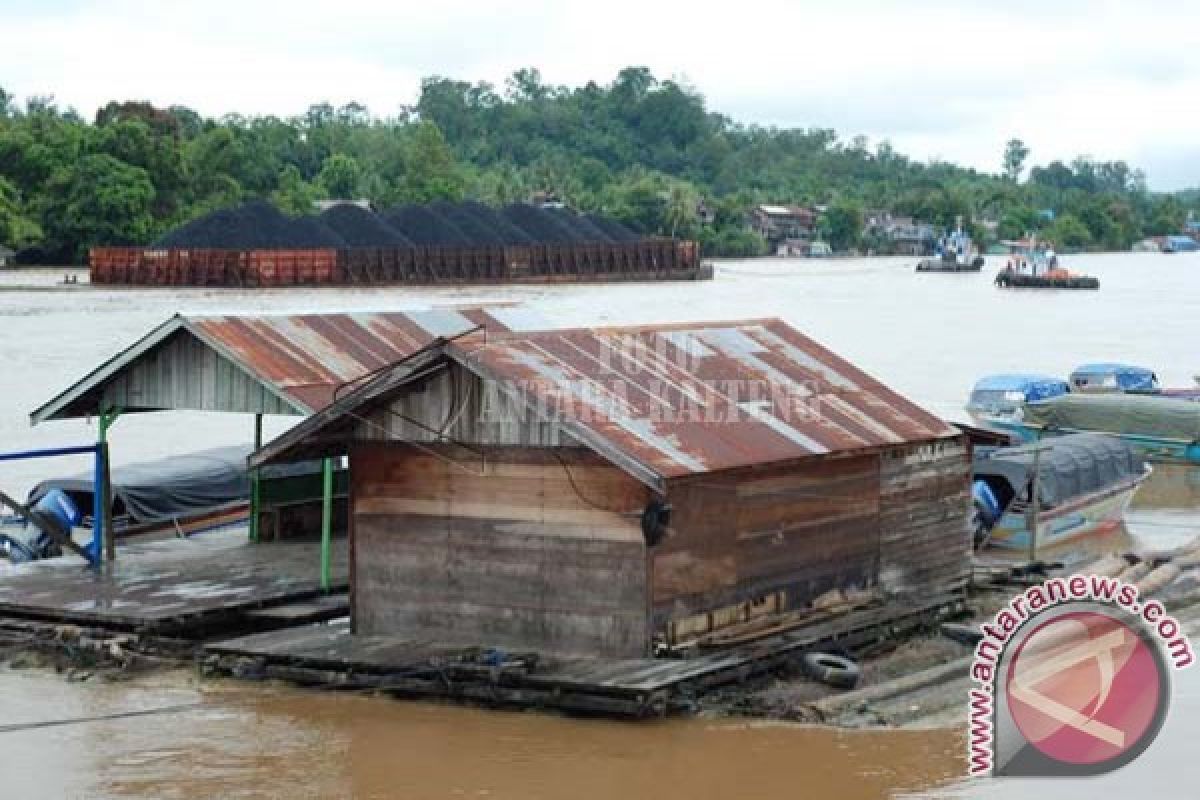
left=915, top=221, right=984, bottom=272
left=994, top=237, right=1099, bottom=289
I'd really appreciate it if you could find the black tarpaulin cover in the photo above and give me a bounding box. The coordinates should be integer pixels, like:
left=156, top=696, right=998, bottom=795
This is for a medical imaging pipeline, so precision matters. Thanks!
left=26, top=446, right=320, bottom=525
left=973, top=433, right=1144, bottom=508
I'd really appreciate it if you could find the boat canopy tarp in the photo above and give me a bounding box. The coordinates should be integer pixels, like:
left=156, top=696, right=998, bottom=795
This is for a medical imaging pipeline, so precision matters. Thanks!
left=26, top=446, right=317, bottom=525
left=1025, top=394, right=1200, bottom=442
left=972, top=374, right=1069, bottom=400
left=973, top=433, right=1143, bottom=507
left=1069, top=363, right=1157, bottom=391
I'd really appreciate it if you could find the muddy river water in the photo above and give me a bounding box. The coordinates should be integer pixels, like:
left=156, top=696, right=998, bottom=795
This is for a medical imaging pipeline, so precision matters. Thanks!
left=2, top=253, right=1199, bottom=798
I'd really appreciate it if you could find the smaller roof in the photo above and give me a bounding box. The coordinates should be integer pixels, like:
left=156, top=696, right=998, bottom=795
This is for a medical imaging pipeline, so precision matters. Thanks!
left=757, top=205, right=813, bottom=217
left=31, top=306, right=545, bottom=424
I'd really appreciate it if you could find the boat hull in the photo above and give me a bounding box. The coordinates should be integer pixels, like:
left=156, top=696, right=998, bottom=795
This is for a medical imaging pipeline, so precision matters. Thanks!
left=985, top=470, right=1149, bottom=550
left=991, top=421, right=1200, bottom=465
left=916, top=259, right=982, bottom=272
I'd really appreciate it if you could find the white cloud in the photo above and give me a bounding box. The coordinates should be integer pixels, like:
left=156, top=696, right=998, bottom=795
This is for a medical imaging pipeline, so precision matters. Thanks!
left=3, top=0, right=1199, bottom=188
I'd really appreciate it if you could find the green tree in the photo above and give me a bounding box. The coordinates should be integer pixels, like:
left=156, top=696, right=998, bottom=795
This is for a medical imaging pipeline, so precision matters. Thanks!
left=1146, top=196, right=1186, bottom=236
left=820, top=200, right=863, bottom=251
left=997, top=205, right=1038, bottom=240
left=318, top=153, right=363, bottom=199
left=41, top=154, right=155, bottom=259
left=273, top=165, right=322, bottom=214
left=0, top=176, right=42, bottom=247
left=1002, top=138, right=1030, bottom=182
left=392, top=121, right=465, bottom=203
left=1043, top=213, right=1092, bottom=251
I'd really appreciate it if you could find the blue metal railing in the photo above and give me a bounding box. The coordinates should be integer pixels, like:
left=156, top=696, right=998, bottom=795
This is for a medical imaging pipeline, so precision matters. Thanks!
left=0, top=444, right=104, bottom=565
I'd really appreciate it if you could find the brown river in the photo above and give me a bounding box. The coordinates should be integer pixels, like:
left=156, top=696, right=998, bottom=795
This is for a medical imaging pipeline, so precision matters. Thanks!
left=2, top=253, right=1199, bottom=798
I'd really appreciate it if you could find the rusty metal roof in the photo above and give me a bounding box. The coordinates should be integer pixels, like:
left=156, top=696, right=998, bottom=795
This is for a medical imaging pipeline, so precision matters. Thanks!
left=455, top=318, right=958, bottom=482
left=189, top=307, right=531, bottom=412
left=30, top=306, right=540, bottom=423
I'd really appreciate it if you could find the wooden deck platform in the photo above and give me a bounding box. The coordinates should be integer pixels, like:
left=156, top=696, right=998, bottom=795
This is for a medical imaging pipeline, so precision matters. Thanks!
left=207, top=592, right=965, bottom=716
left=0, top=529, right=348, bottom=635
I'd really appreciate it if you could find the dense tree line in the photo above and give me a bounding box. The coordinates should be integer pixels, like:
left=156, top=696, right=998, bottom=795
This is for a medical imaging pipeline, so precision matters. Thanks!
left=0, top=70, right=1195, bottom=262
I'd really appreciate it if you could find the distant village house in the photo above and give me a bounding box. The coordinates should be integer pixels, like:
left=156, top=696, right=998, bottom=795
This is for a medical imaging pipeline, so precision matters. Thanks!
left=750, top=205, right=817, bottom=249
left=863, top=212, right=937, bottom=256
left=0, top=245, right=14, bottom=267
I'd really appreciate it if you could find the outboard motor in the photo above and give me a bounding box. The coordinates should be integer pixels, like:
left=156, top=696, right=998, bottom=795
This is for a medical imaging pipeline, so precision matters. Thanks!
left=971, top=480, right=1001, bottom=548
left=0, top=489, right=78, bottom=563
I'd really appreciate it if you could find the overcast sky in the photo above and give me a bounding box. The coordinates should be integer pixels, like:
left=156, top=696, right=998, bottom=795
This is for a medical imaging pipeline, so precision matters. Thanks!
left=4, top=0, right=1200, bottom=189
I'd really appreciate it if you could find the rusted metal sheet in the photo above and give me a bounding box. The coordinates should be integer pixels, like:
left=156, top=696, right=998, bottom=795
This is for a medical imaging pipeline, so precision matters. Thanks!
left=89, top=242, right=705, bottom=287
left=455, top=318, right=960, bottom=482
left=189, top=308, right=531, bottom=412
left=31, top=308, right=544, bottom=424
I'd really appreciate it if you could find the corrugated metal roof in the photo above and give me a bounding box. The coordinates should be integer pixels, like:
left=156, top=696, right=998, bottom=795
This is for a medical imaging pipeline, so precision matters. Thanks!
left=189, top=307, right=525, bottom=412
left=30, top=307, right=541, bottom=423
left=456, top=318, right=958, bottom=481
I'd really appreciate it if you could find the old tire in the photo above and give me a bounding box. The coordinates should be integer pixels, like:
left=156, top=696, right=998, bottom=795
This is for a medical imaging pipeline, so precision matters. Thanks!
left=802, top=652, right=861, bottom=690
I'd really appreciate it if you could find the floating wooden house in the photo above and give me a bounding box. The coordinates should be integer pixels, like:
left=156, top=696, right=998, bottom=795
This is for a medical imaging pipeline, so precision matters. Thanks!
left=253, top=318, right=972, bottom=658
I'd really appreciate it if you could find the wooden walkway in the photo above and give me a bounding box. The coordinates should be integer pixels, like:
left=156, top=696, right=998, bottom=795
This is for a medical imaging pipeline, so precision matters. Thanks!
left=207, top=592, right=964, bottom=716
left=0, top=529, right=348, bottom=635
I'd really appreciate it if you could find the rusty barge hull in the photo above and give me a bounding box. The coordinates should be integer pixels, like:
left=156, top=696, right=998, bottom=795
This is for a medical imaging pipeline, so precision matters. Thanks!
left=89, top=241, right=708, bottom=287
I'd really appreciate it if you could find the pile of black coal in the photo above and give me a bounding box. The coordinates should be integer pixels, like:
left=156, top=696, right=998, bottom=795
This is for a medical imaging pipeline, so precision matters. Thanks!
left=501, top=204, right=581, bottom=244
left=584, top=213, right=642, bottom=242
left=154, top=200, right=345, bottom=249
left=319, top=204, right=414, bottom=247
left=380, top=205, right=473, bottom=246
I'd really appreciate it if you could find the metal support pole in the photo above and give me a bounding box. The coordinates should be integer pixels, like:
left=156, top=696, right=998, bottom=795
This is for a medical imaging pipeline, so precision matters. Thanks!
left=320, top=457, right=333, bottom=592
left=250, top=413, right=263, bottom=543
left=98, top=409, right=120, bottom=563
left=1027, top=445, right=1043, bottom=564
left=89, top=444, right=103, bottom=565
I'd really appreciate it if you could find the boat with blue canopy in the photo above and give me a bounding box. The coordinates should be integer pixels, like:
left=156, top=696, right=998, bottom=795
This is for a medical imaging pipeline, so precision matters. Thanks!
left=965, top=374, right=1070, bottom=425
left=1069, top=363, right=1158, bottom=393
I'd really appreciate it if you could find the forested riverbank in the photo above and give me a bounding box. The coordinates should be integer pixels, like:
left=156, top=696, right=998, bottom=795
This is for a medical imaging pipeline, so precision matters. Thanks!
left=1, top=68, right=1196, bottom=263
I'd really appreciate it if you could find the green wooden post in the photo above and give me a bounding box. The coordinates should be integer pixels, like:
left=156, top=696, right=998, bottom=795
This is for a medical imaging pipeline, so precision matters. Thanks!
left=250, top=413, right=263, bottom=543
left=321, top=456, right=333, bottom=591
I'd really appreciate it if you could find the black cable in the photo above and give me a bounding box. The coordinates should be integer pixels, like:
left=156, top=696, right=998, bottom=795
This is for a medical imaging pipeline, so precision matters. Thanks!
left=0, top=702, right=205, bottom=734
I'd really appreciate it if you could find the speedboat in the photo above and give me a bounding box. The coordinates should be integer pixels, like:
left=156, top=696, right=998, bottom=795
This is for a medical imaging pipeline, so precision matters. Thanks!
left=965, top=374, right=1070, bottom=427
left=1069, top=362, right=1200, bottom=401
left=1069, top=363, right=1158, bottom=393
left=1003, top=393, right=1200, bottom=465
left=972, top=433, right=1151, bottom=550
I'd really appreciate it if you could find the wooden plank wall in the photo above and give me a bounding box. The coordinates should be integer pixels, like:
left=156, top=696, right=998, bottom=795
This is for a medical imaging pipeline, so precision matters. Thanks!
left=354, top=362, right=580, bottom=448
left=351, top=442, right=652, bottom=658
left=878, top=437, right=972, bottom=597
left=652, top=453, right=882, bottom=635
left=97, top=330, right=298, bottom=415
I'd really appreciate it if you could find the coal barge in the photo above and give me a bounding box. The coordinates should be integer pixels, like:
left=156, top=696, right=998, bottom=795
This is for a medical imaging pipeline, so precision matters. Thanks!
left=90, top=201, right=709, bottom=287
